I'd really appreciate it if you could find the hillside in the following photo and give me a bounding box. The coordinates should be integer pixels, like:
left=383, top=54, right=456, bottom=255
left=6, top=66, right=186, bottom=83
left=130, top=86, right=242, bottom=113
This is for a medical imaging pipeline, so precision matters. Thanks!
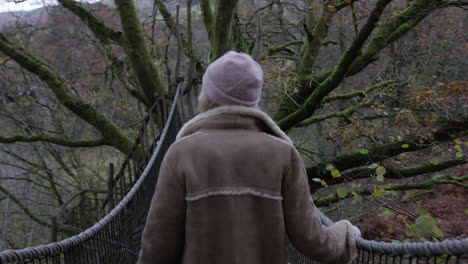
left=0, top=7, right=48, bottom=30
left=0, top=0, right=194, bottom=30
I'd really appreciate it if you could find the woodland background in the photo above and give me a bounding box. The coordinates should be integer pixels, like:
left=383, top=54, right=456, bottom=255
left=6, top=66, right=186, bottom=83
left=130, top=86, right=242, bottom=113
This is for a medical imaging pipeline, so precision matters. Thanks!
left=0, top=0, right=466, bottom=250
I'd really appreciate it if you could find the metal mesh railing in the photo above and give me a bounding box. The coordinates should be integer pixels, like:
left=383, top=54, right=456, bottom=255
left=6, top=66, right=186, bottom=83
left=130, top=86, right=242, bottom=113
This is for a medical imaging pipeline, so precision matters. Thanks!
left=1, top=82, right=467, bottom=263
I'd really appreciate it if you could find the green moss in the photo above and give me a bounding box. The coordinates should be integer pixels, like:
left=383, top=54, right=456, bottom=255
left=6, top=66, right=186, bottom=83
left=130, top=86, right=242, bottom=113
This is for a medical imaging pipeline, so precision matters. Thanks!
left=115, top=0, right=167, bottom=102
left=0, top=34, right=135, bottom=154
left=200, top=0, right=214, bottom=43
left=58, top=0, right=121, bottom=43
left=210, top=0, right=238, bottom=61
left=275, top=0, right=441, bottom=126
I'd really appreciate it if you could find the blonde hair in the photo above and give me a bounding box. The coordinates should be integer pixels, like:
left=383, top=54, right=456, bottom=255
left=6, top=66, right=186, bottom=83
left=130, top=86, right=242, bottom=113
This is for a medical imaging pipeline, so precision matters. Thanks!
left=197, top=91, right=220, bottom=113
left=197, top=91, right=261, bottom=113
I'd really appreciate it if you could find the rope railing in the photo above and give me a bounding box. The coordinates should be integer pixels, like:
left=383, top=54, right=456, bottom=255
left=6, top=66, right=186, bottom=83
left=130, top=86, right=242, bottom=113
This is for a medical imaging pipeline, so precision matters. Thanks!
left=0, top=82, right=467, bottom=263
left=0, top=84, right=184, bottom=263
left=108, top=94, right=170, bottom=206
left=287, top=209, right=468, bottom=263
left=48, top=91, right=173, bottom=243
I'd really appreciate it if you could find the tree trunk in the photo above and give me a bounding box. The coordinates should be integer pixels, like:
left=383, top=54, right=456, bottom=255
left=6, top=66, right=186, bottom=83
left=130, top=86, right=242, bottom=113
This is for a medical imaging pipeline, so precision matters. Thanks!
left=115, top=0, right=167, bottom=104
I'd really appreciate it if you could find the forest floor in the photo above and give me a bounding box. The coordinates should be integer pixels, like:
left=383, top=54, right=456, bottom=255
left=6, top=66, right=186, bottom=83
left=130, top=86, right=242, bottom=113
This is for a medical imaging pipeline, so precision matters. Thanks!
left=321, top=163, right=468, bottom=244
left=357, top=163, right=468, bottom=242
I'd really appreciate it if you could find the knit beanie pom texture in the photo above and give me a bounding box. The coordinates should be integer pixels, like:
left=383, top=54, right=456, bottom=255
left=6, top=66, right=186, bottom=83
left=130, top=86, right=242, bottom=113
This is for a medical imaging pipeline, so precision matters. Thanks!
left=202, top=51, right=263, bottom=107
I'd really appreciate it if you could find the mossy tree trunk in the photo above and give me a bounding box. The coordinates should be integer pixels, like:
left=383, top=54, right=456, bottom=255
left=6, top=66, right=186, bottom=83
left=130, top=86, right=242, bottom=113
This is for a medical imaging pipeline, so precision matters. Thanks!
left=200, top=0, right=214, bottom=45
left=201, top=0, right=239, bottom=61
left=115, top=0, right=167, bottom=105
left=59, top=0, right=166, bottom=106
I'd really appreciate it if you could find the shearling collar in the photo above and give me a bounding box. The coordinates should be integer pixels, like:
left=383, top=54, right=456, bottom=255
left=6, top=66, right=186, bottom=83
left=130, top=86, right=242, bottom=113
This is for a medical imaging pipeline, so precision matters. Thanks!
left=176, top=106, right=293, bottom=144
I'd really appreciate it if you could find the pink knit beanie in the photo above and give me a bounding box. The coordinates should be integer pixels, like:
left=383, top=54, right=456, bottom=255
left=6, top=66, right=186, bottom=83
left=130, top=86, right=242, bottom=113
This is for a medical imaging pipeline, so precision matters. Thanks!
left=202, top=51, right=263, bottom=107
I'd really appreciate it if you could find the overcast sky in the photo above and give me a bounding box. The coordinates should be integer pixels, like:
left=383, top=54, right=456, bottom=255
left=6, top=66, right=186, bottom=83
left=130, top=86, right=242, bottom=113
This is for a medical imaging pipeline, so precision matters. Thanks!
left=0, top=0, right=100, bottom=13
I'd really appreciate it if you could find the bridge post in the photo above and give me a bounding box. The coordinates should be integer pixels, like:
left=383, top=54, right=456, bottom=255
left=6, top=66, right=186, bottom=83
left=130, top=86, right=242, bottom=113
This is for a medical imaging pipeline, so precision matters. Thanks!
left=107, top=163, right=115, bottom=213
left=50, top=216, right=57, bottom=242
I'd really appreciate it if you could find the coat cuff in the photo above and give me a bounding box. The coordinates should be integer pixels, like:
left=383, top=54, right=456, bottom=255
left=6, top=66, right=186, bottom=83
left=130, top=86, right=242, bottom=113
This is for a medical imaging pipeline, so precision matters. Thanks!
left=136, top=249, right=144, bottom=264
left=335, top=220, right=358, bottom=264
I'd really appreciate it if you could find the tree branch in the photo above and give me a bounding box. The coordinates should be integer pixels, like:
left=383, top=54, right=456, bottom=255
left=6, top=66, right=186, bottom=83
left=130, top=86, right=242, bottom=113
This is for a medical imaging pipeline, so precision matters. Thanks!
left=314, top=174, right=468, bottom=207
left=299, top=6, right=332, bottom=77
left=57, top=0, right=122, bottom=44
left=154, top=0, right=180, bottom=40
left=33, top=146, right=64, bottom=205
left=200, top=0, right=215, bottom=44
left=210, top=0, right=239, bottom=60
left=0, top=134, right=105, bottom=148
left=324, top=80, right=395, bottom=102
left=273, top=0, right=443, bottom=123
left=312, top=159, right=467, bottom=191
left=0, top=228, right=18, bottom=249
left=0, top=184, right=50, bottom=227
left=250, top=0, right=263, bottom=62
left=265, top=40, right=303, bottom=56
left=278, top=0, right=393, bottom=130
left=0, top=34, right=134, bottom=154
left=0, top=57, right=9, bottom=65
left=307, top=115, right=468, bottom=184
left=153, top=0, right=197, bottom=62
left=106, top=51, right=149, bottom=107
left=115, top=0, right=167, bottom=103
left=333, top=0, right=359, bottom=11
left=443, top=0, right=468, bottom=6
left=297, top=81, right=396, bottom=126
left=298, top=94, right=376, bottom=126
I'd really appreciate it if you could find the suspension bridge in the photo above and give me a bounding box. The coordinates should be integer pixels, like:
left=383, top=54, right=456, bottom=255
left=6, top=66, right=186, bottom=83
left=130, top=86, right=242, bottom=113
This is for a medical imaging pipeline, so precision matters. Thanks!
left=0, top=84, right=467, bottom=263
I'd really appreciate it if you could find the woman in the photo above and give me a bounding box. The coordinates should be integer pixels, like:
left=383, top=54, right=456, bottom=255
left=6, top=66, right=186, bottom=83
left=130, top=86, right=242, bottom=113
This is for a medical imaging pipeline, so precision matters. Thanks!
left=138, top=51, right=359, bottom=264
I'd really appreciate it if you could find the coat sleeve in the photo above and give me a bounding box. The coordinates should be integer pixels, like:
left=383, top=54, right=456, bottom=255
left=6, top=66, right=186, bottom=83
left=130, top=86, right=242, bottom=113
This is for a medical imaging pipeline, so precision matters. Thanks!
left=282, top=148, right=357, bottom=264
left=138, top=154, right=186, bottom=264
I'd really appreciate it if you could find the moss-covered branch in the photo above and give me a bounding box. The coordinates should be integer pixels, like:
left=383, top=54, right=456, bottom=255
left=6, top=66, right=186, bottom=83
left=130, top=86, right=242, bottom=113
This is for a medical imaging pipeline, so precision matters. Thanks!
left=0, top=57, right=9, bottom=65
left=265, top=40, right=303, bottom=56
left=298, top=0, right=356, bottom=76
left=115, top=0, right=167, bottom=103
left=0, top=34, right=134, bottom=154
left=345, top=0, right=437, bottom=77
left=297, top=81, right=395, bottom=126
left=298, top=95, right=376, bottom=127
left=299, top=5, right=332, bottom=77
left=312, top=159, right=467, bottom=191
left=0, top=134, right=105, bottom=148
left=314, top=174, right=468, bottom=207
left=107, top=52, right=149, bottom=107
left=0, top=184, right=50, bottom=227
left=356, top=159, right=465, bottom=180
left=57, top=0, right=121, bottom=44
left=154, top=0, right=180, bottom=39
left=322, top=40, right=339, bottom=46
left=306, top=115, right=467, bottom=185
left=273, top=0, right=444, bottom=123
left=333, top=0, right=359, bottom=11
left=232, top=13, right=249, bottom=53
left=324, top=80, right=395, bottom=102
left=278, top=0, right=392, bottom=130
left=154, top=0, right=196, bottom=61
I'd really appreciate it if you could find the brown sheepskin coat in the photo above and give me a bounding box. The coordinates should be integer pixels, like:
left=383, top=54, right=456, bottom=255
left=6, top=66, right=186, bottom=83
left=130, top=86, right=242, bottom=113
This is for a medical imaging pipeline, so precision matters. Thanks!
left=138, top=106, right=357, bottom=264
